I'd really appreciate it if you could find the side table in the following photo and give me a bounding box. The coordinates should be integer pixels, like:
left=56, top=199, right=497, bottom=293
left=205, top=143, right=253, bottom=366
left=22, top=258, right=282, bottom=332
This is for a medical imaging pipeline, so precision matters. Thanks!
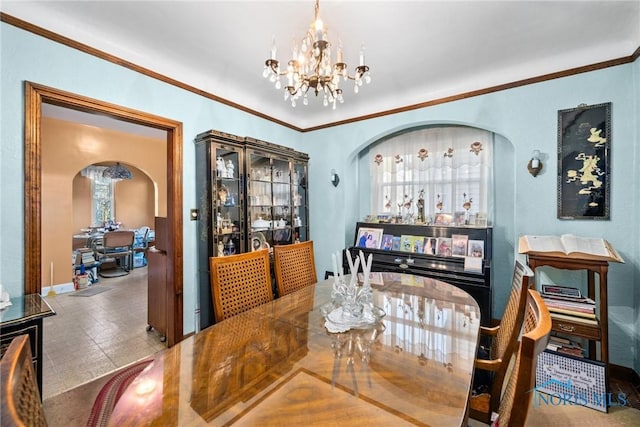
left=0, top=294, right=56, bottom=400
left=526, top=254, right=609, bottom=367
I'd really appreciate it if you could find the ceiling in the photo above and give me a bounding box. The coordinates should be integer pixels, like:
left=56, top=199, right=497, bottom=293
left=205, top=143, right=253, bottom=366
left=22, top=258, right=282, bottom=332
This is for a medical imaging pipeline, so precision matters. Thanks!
left=4, top=1, right=640, bottom=131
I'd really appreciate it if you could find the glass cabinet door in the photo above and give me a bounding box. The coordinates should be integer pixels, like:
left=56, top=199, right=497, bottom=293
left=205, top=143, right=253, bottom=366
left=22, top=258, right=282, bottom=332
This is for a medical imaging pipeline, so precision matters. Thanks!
left=213, top=146, right=244, bottom=256
left=247, top=151, right=292, bottom=249
left=292, top=160, right=308, bottom=242
left=271, top=157, right=291, bottom=246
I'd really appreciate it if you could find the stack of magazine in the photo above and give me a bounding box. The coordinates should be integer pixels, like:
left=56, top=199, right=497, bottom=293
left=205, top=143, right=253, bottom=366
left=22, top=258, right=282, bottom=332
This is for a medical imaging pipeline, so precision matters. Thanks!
left=546, top=334, right=585, bottom=358
left=541, top=284, right=597, bottom=326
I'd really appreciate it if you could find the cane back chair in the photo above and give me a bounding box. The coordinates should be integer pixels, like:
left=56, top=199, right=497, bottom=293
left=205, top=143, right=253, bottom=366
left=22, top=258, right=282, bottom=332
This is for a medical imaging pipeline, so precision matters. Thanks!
left=273, top=240, right=317, bottom=298
left=209, top=249, right=274, bottom=323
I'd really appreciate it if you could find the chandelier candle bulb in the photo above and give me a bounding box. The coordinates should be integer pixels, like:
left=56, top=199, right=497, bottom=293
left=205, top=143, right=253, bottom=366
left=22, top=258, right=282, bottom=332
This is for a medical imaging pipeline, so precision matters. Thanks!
left=315, top=18, right=323, bottom=40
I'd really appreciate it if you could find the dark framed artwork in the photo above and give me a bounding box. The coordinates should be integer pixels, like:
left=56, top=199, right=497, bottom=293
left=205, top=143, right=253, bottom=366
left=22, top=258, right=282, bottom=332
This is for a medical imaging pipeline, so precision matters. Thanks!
left=557, top=102, right=611, bottom=220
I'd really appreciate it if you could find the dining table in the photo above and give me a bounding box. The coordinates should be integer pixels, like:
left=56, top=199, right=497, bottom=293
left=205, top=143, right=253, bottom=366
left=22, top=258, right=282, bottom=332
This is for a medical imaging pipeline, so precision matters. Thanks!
left=108, top=272, right=481, bottom=426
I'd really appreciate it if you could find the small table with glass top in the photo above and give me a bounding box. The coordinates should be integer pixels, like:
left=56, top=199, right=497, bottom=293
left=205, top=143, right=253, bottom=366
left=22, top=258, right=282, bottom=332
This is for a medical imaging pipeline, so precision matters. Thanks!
left=0, top=293, right=56, bottom=399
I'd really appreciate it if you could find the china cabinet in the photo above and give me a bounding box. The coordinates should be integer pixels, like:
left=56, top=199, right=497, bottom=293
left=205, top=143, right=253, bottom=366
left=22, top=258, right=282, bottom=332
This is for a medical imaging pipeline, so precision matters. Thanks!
left=195, top=130, right=309, bottom=328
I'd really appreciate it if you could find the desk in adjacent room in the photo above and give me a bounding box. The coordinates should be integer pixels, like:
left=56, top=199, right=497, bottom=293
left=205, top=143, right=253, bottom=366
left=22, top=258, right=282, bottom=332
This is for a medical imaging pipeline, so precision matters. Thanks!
left=110, top=273, right=480, bottom=426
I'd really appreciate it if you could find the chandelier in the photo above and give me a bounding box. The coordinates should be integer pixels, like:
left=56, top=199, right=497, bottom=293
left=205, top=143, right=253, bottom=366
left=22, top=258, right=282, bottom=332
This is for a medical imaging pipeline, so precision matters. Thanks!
left=103, top=162, right=133, bottom=181
left=262, top=0, right=371, bottom=109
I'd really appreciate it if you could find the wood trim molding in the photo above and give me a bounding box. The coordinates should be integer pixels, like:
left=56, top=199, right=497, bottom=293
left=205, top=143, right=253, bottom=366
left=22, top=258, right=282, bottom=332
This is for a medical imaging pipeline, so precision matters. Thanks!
left=1, top=13, right=299, bottom=132
left=3, top=12, right=639, bottom=133
left=24, top=82, right=184, bottom=345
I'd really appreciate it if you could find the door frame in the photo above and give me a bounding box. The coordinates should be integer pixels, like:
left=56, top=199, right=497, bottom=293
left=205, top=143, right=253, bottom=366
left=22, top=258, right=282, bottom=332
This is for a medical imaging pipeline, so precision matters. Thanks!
left=24, top=81, right=184, bottom=346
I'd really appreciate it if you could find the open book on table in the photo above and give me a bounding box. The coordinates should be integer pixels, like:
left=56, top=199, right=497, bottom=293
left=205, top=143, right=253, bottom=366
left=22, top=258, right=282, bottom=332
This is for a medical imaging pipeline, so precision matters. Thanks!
left=518, top=234, right=623, bottom=263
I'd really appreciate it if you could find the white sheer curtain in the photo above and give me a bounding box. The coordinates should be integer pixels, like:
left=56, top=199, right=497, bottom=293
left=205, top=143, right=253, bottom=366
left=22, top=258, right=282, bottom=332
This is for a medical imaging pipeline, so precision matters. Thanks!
left=370, top=126, right=493, bottom=221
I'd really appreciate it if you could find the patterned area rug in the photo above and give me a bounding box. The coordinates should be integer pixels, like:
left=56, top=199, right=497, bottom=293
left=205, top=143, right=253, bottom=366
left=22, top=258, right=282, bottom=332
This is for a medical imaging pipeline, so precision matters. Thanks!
left=69, top=286, right=111, bottom=297
left=86, top=360, right=153, bottom=427
left=98, top=268, right=130, bottom=278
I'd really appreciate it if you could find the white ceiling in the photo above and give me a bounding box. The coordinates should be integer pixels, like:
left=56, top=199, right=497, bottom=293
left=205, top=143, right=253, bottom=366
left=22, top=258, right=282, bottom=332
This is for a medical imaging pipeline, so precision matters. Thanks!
left=4, top=1, right=640, bottom=131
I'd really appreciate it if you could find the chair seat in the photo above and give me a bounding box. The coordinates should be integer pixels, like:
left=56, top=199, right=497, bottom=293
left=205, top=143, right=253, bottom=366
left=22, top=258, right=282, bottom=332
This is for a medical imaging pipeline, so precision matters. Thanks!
left=95, top=231, right=135, bottom=276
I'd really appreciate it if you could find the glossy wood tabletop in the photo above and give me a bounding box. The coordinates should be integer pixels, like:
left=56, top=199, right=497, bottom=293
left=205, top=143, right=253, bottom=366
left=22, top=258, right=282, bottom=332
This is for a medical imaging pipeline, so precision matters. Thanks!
left=109, top=273, right=481, bottom=426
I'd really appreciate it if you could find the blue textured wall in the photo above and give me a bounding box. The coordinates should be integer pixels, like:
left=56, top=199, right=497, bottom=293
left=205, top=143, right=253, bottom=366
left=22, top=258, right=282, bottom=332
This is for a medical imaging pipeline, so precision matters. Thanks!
left=2, top=21, right=638, bottom=369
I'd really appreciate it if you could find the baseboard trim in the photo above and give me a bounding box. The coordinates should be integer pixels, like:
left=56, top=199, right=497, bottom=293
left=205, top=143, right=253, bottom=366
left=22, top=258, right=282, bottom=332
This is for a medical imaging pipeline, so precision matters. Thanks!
left=40, top=282, right=75, bottom=296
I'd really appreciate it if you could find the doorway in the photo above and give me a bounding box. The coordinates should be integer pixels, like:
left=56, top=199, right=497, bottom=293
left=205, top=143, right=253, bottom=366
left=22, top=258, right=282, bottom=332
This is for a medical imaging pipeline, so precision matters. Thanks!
left=24, top=82, right=184, bottom=346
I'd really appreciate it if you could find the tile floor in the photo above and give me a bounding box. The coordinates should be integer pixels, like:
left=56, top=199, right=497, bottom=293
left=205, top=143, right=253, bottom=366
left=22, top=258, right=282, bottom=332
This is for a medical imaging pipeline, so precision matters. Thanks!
left=42, top=266, right=166, bottom=400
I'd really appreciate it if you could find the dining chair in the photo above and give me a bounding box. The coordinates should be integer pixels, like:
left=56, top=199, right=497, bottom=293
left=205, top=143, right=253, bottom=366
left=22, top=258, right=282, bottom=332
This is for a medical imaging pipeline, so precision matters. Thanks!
left=492, top=289, right=552, bottom=426
left=133, top=226, right=151, bottom=265
left=209, top=249, right=274, bottom=323
left=0, top=334, right=48, bottom=427
left=95, top=230, right=135, bottom=277
left=273, top=240, right=317, bottom=297
left=469, top=259, right=533, bottom=423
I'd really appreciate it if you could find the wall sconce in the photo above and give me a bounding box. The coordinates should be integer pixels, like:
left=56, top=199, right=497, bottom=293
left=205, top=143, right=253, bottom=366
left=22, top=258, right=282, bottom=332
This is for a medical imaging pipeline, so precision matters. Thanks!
left=527, top=150, right=543, bottom=177
left=330, top=169, right=340, bottom=187
left=190, top=208, right=199, bottom=221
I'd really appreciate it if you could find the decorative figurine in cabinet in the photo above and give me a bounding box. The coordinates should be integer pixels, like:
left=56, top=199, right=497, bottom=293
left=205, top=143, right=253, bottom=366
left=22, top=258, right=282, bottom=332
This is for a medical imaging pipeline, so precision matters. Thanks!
left=195, top=131, right=246, bottom=328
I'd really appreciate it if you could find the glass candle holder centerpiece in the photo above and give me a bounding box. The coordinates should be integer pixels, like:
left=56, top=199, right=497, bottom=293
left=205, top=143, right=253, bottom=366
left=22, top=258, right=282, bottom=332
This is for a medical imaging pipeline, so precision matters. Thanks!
left=323, top=250, right=384, bottom=332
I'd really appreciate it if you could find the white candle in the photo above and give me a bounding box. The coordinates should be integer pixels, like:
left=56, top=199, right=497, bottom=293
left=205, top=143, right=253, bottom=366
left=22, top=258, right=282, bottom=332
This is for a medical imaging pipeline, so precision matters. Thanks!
left=359, top=44, right=365, bottom=66
left=337, top=45, right=343, bottom=63
left=336, top=251, right=344, bottom=281
left=332, top=253, right=338, bottom=279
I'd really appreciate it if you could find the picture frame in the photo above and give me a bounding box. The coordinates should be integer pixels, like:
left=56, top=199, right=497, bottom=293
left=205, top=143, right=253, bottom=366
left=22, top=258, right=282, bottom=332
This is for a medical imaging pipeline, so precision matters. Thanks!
left=436, top=237, right=452, bottom=257
left=463, top=256, right=483, bottom=273
left=434, top=213, right=453, bottom=226
left=536, top=349, right=608, bottom=413
left=381, top=234, right=394, bottom=251
left=467, top=239, right=485, bottom=258
left=355, top=227, right=384, bottom=249
left=451, top=234, right=468, bottom=257
left=557, top=102, right=611, bottom=220
left=467, top=213, right=477, bottom=226
left=423, top=237, right=437, bottom=255
left=475, top=212, right=488, bottom=227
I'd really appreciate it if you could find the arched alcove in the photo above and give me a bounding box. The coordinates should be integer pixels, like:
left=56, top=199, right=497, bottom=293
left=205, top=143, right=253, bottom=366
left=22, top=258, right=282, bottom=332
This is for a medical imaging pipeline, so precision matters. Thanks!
left=341, top=123, right=517, bottom=318
left=72, top=163, right=156, bottom=234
